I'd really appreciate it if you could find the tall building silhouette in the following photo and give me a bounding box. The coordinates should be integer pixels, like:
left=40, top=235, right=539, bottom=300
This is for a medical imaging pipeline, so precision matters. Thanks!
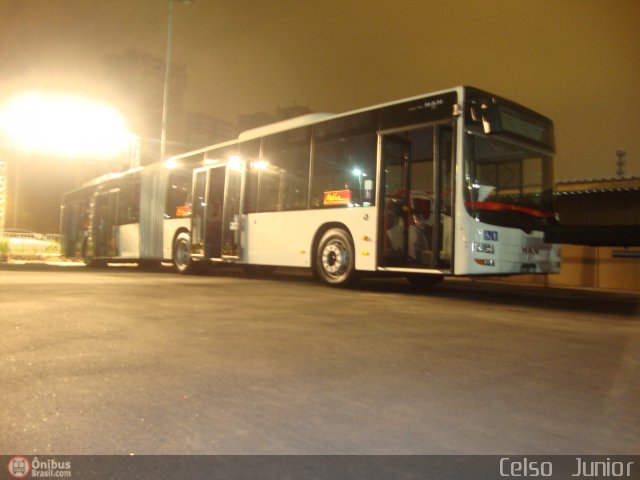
left=103, top=49, right=187, bottom=164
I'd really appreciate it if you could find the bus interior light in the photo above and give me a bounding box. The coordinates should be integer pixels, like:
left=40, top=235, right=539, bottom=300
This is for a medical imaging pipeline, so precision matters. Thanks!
left=165, top=158, right=179, bottom=169
left=251, top=160, right=269, bottom=170
left=228, top=155, right=244, bottom=171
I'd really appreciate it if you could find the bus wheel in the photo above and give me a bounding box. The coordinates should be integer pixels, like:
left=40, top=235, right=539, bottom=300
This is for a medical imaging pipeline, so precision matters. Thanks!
left=316, top=228, right=358, bottom=287
left=406, top=274, right=443, bottom=288
left=173, top=233, right=194, bottom=274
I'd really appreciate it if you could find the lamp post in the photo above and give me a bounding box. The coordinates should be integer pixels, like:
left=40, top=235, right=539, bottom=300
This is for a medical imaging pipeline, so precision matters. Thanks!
left=141, top=0, right=191, bottom=262
left=159, top=0, right=192, bottom=163
left=12, top=154, right=20, bottom=228
left=0, top=158, right=5, bottom=235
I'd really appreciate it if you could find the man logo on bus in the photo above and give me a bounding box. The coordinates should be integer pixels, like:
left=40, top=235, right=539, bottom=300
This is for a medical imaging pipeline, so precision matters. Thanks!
left=424, top=99, right=444, bottom=110
left=7, top=456, right=30, bottom=479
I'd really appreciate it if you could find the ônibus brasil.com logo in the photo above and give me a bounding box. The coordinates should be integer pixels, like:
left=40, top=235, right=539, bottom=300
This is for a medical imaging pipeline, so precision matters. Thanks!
left=7, top=456, right=72, bottom=478
left=7, top=456, right=30, bottom=479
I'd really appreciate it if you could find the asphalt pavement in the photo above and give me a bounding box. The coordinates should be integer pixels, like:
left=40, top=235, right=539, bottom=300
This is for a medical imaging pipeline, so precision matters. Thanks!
left=1, top=263, right=638, bottom=455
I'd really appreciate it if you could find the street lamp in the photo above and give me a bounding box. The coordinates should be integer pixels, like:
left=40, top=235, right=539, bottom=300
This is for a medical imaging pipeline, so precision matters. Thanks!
left=142, top=0, right=192, bottom=262
left=160, top=0, right=193, bottom=163
left=0, top=92, right=131, bottom=159
left=0, top=91, right=132, bottom=229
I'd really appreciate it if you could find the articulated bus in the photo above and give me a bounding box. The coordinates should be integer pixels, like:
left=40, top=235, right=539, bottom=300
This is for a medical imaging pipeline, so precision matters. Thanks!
left=61, top=86, right=560, bottom=286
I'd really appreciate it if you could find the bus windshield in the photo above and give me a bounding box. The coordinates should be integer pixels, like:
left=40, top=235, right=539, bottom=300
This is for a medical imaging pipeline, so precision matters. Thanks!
left=464, top=132, right=554, bottom=232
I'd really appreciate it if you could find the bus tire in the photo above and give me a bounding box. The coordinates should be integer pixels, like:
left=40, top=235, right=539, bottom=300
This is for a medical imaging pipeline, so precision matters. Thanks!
left=406, top=274, right=444, bottom=288
left=173, top=233, right=194, bottom=274
left=315, top=228, right=358, bottom=287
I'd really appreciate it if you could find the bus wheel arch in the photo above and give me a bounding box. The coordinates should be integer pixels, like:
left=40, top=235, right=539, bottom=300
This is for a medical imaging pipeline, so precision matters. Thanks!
left=313, top=224, right=358, bottom=287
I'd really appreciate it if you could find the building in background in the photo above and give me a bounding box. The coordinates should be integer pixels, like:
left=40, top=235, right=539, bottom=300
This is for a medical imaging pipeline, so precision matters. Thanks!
left=237, top=111, right=278, bottom=134
left=491, top=176, right=640, bottom=292
left=237, top=102, right=313, bottom=133
left=183, top=112, right=236, bottom=151
left=554, top=177, right=640, bottom=226
left=103, top=49, right=188, bottom=164
left=101, top=50, right=316, bottom=157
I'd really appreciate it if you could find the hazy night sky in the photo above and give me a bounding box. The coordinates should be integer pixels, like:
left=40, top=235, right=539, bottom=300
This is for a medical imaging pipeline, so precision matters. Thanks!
left=1, top=0, right=639, bottom=180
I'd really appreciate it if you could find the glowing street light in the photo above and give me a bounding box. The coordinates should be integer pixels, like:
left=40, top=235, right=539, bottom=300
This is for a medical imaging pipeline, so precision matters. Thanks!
left=0, top=91, right=132, bottom=159
left=0, top=91, right=132, bottom=228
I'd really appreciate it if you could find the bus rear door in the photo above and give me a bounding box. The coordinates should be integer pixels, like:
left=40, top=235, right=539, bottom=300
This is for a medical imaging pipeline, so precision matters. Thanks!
left=93, top=188, right=119, bottom=258
left=190, top=163, right=242, bottom=261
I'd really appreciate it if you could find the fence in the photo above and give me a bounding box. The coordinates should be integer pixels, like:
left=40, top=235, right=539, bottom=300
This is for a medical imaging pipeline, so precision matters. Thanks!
left=485, top=245, right=640, bottom=293
left=0, top=231, right=61, bottom=260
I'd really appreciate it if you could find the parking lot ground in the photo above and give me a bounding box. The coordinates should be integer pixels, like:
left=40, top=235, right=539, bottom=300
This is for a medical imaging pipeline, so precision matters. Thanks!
left=0, top=263, right=638, bottom=454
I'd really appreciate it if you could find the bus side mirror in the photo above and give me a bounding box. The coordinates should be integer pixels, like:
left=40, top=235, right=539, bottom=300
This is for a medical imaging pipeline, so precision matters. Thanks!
left=480, top=102, right=502, bottom=134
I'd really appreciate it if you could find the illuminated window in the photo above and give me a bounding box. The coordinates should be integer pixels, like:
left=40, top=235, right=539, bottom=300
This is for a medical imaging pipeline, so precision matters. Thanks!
left=311, top=112, right=377, bottom=208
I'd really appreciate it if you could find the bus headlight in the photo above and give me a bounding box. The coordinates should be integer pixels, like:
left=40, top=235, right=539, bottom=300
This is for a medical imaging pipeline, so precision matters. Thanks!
left=472, top=242, right=495, bottom=254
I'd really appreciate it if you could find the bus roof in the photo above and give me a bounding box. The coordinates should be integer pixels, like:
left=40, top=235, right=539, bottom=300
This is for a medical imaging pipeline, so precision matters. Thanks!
left=237, top=113, right=334, bottom=140
left=169, top=86, right=463, bottom=161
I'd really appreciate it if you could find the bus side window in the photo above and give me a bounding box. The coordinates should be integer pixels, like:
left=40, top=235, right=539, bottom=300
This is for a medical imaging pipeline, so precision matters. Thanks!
left=257, top=127, right=311, bottom=213
left=242, top=139, right=262, bottom=214
left=311, top=112, right=377, bottom=208
left=165, top=168, right=192, bottom=219
left=116, top=177, right=140, bottom=225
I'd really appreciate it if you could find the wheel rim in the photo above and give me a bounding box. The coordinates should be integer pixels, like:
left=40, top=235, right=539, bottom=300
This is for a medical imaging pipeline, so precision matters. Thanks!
left=175, top=240, right=189, bottom=270
left=321, top=239, right=349, bottom=279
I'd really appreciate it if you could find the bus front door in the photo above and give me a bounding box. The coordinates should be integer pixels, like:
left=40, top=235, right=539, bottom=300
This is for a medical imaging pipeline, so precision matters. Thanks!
left=380, top=125, right=453, bottom=270
left=191, top=164, right=242, bottom=260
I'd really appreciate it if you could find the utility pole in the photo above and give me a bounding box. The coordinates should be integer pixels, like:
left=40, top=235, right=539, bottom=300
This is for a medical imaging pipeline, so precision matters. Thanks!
left=160, top=0, right=192, bottom=163
left=616, top=147, right=626, bottom=177
left=143, top=0, right=192, bottom=261
left=0, top=159, right=5, bottom=234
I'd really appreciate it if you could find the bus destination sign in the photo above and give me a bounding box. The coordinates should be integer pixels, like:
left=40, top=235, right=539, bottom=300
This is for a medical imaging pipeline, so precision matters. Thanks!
left=323, top=190, right=351, bottom=206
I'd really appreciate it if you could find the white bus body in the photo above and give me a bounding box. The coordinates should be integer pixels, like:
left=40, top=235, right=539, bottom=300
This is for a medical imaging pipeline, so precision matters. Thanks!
left=62, top=86, right=560, bottom=285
